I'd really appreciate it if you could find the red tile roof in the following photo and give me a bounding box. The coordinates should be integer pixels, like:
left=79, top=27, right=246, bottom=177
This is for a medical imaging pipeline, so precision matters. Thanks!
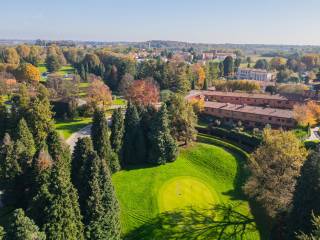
left=204, top=101, right=293, bottom=119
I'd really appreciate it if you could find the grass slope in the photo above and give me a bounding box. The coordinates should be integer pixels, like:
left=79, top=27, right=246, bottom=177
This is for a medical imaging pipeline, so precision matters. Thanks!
left=113, top=142, right=262, bottom=239
left=54, top=117, right=91, bottom=139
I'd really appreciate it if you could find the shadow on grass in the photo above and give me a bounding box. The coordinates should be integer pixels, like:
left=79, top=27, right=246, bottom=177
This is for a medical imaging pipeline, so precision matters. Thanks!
left=121, top=163, right=159, bottom=171
left=124, top=204, right=256, bottom=240
left=220, top=151, right=270, bottom=240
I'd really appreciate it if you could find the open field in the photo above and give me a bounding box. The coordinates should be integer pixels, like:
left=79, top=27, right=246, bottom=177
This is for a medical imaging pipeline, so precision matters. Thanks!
left=55, top=117, right=92, bottom=139
left=37, top=64, right=75, bottom=81
left=113, top=139, right=268, bottom=239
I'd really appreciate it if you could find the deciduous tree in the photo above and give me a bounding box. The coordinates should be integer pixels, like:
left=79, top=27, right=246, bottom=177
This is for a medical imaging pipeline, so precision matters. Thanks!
left=244, top=129, right=307, bottom=218
left=167, top=95, right=197, bottom=145
left=15, top=63, right=41, bottom=83
left=87, top=76, right=112, bottom=110
left=288, top=149, right=320, bottom=238
left=45, top=54, right=61, bottom=73
left=125, top=79, right=160, bottom=106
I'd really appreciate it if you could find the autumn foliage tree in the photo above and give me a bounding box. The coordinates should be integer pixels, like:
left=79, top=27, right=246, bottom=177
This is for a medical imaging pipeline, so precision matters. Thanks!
left=125, top=79, right=160, bottom=106
left=87, top=75, right=112, bottom=110
left=14, top=63, right=41, bottom=83
left=244, top=129, right=307, bottom=218
left=293, top=101, right=320, bottom=126
left=192, top=64, right=206, bottom=89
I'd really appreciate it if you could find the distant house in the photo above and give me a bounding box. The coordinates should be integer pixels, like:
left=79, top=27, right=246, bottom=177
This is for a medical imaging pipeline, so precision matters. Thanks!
left=202, top=50, right=236, bottom=61
left=237, top=68, right=275, bottom=81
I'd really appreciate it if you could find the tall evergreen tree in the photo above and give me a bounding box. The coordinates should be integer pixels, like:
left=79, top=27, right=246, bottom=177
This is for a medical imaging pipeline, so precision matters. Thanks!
left=85, top=152, right=121, bottom=240
left=14, top=118, right=36, bottom=172
left=148, top=104, right=178, bottom=164
left=7, top=208, right=46, bottom=240
left=122, top=102, right=146, bottom=165
left=32, top=131, right=84, bottom=240
left=0, top=133, right=21, bottom=204
left=288, top=149, right=320, bottom=238
left=71, top=137, right=94, bottom=215
left=175, top=67, right=190, bottom=93
left=203, top=77, right=208, bottom=90
left=91, top=109, right=120, bottom=173
left=14, top=118, right=36, bottom=207
left=223, top=56, right=234, bottom=77
left=110, top=108, right=124, bottom=157
left=218, top=61, right=224, bottom=78
left=26, top=96, right=53, bottom=148
left=0, top=104, right=8, bottom=140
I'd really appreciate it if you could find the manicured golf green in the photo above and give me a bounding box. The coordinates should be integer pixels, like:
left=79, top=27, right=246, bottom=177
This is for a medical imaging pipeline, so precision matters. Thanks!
left=113, top=141, right=263, bottom=239
left=158, top=176, right=217, bottom=212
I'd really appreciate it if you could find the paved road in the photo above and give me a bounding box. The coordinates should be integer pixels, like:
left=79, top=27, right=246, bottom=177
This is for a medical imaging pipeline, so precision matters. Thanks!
left=66, top=124, right=92, bottom=152
left=306, top=127, right=320, bottom=141
left=65, top=105, right=125, bottom=152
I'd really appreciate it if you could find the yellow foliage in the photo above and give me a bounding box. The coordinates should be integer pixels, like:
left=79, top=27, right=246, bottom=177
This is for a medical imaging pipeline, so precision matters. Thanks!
left=192, top=64, right=206, bottom=89
left=190, top=98, right=205, bottom=114
left=23, top=63, right=41, bottom=82
left=293, top=101, right=320, bottom=126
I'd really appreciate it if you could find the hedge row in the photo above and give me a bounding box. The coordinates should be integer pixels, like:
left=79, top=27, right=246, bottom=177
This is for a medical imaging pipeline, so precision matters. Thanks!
left=197, top=133, right=249, bottom=160
left=197, top=126, right=261, bottom=150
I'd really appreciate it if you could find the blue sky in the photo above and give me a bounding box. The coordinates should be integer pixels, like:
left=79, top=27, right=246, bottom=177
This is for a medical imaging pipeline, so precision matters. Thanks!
left=1, top=0, right=319, bottom=45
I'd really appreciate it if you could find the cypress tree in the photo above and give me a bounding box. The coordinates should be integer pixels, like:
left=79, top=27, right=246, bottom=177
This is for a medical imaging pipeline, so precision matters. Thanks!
left=203, top=77, right=208, bottom=90
left=288, top=149, right=320, bottom=238
left=110, top=108, right=124, bottom=157
left=14, top=118, right=36, bottom=207
left=14, top=118, right=36, bottom=172
left=0, top=133, right=21, bottom=204
left=71, top=137, right=94, bottom=214
left=28, top=148, right=53, bottom=226
left=91, top=109, right=120, bottom=173
left=7, top=208, right=45, bottom=240
left=0, top=104, right=8, bottom=140
left=122, top=102, right=146, bottom=165
left=148, top=104, right=178, bottom=164
left=85, top=152, right=121, bottom=240
left=26, top=96, right=53, bottom=148
left=33, top=131, right=84, bottom=240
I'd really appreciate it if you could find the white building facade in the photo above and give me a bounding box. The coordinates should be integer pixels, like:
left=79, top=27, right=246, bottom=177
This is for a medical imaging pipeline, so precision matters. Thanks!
left=237, top=68, right=275, bottom=81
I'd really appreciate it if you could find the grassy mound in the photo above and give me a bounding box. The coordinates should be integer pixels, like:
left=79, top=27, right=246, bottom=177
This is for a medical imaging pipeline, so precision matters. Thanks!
left=113, top=142, right=264, bottom=239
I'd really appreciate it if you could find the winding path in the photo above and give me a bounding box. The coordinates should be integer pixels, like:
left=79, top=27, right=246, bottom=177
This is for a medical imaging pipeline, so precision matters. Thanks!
left=66, top=124, right=92, bottom=152
left=306, top=127, right=320, bottom=141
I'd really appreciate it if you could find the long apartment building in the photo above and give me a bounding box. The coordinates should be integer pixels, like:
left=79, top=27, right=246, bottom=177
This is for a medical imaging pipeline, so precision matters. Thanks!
left=187, top=90, right=298, bottom=129
left=237, top=68, right=275, bottom=81
left=204, top=101, right=295, bottom=129
left=202, top=90, right=301, bottom=109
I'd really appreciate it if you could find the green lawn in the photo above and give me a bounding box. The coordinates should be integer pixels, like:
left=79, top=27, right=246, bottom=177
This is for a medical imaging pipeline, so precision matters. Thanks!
left=54, top=117, right=92, bottom=139
left=112, top=97, right=127, bottom=106
left=113, top=140, right=267, bottom=239
left=37, top=64, right=75, bottom=81
left=293, top=126, right=309, bottom=140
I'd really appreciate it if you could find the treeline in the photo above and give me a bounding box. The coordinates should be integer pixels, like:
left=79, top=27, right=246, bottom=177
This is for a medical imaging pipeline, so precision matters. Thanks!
left=0, top=85, right=121, bottom=239
left=0, top=83, right=197, bottom=239
left=242, top=128, right=320, bottom=239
